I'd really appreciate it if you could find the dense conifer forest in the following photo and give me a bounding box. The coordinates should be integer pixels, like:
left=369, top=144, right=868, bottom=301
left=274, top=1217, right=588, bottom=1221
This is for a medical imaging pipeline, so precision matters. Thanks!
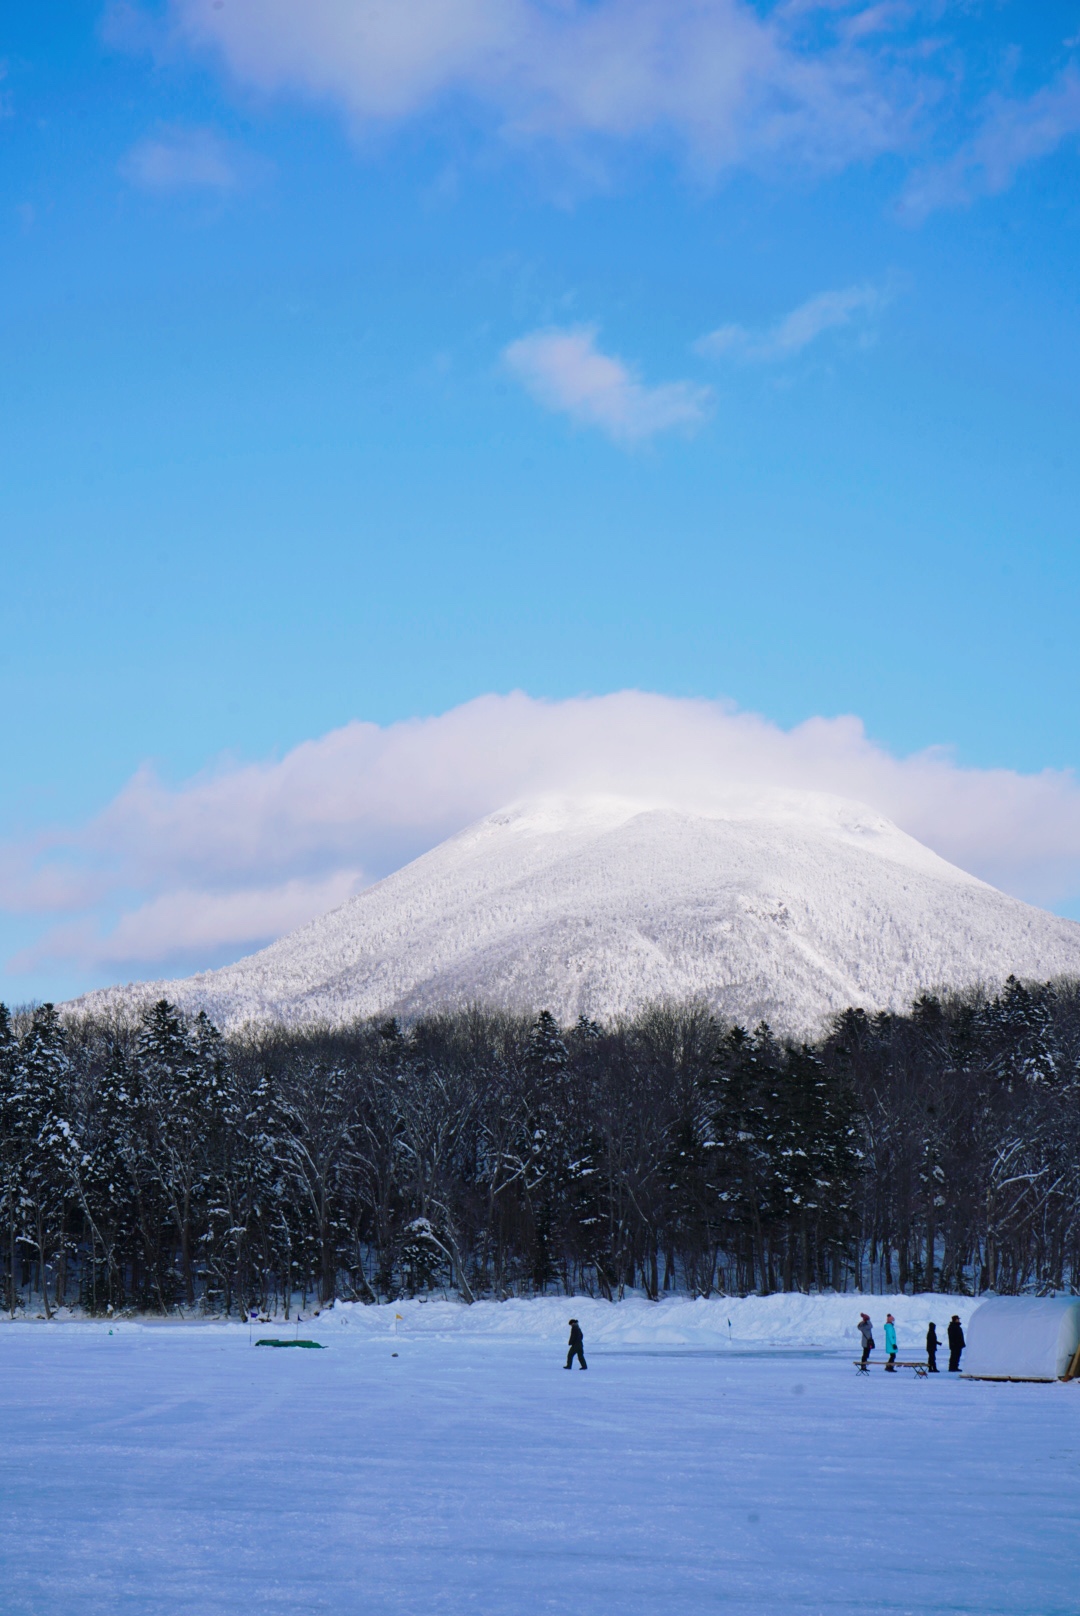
left=2, top=977, right=1079, bottom=1315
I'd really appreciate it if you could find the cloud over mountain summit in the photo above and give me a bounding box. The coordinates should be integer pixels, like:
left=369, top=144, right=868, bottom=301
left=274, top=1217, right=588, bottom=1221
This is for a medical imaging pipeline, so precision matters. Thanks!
left=6, top=691, right=1080, bottom=982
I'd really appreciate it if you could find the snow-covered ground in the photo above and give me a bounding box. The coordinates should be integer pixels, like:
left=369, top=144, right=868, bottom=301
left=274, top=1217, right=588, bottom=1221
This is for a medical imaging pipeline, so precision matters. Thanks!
left=2, top=1295, right=1077, bottom=1615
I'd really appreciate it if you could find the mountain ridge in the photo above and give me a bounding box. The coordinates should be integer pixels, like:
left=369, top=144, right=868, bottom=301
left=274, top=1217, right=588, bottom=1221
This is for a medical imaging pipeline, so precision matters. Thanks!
left=70, top=791, right=1080, bottom=1036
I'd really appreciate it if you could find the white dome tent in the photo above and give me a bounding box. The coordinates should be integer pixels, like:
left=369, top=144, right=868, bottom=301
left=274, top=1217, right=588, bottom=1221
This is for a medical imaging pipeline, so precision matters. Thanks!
left=964, top=1297, right=1080, bottom=1382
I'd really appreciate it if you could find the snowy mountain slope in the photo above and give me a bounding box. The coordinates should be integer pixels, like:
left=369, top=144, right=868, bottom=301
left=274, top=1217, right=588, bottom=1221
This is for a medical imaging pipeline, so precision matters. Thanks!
left=73, top=791, right=1080, bottom=1035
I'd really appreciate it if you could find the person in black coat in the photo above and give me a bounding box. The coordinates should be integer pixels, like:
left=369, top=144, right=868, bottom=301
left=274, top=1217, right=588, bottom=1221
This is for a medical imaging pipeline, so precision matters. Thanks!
left=947, top=1315, right=965, bottom=1372
left=926, top=1322, right=940, bottom=1372
left=565, top=1318, right=587, bottom=1370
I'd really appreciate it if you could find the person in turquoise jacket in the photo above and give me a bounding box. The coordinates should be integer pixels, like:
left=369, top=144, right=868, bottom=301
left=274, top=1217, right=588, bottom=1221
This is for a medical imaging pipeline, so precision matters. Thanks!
left=884, top=1314, right=897, bottom=1371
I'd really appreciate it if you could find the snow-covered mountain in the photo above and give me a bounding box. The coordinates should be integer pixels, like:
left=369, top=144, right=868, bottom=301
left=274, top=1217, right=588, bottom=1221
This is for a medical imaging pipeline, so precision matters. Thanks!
left=73, top=791, right=1080, bottom=1036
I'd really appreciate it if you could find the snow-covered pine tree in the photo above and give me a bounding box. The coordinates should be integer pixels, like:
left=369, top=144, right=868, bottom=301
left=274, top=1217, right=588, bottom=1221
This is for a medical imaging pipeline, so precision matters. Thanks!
left=521, top=1011, right=578, bottom=1292
left=768, top=1043, right=861, bottom=1291
left=187, top=1011, right=243, bottom=1314
left=987, top=976, right=1059, bottom=1090
left=703, top=1024, right=781, bottom=1293
left=14, top=1005, right=77, bottom=1318
left=136, top=1000, right=222, bottom=1309
left=242, top=1066, right=307, bottom=1316
left=74, top=1040, right=140, bottom=1313
left=0, top=1004, right=19, bottom=1315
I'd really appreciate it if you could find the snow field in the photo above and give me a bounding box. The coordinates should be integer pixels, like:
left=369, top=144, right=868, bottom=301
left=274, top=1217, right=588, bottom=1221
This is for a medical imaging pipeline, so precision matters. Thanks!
left=1, top=1296, right=1077, bottom=1615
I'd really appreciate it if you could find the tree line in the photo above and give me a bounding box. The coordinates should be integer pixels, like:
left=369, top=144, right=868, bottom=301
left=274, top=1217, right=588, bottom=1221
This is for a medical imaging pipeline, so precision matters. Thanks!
left=1, top=974, right=1079, bottom=1316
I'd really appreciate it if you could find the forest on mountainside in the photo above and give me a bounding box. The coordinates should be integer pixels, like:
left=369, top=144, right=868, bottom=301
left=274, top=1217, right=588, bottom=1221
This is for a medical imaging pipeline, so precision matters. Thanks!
left=2, top=977, right=1080, bottom=1316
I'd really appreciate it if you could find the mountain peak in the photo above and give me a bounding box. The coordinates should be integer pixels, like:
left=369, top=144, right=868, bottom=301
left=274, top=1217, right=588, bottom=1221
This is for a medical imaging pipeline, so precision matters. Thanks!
left=73, top=790, right=1079, bottom=1036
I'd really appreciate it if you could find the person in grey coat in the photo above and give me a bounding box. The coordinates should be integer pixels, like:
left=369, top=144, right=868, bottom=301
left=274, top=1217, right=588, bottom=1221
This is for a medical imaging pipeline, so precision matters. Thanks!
left=858, top=1313, right=874, bottom=1370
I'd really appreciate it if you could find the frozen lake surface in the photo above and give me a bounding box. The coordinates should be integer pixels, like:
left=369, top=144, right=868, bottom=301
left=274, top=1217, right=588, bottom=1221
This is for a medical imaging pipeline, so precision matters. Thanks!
left=1, top=1297, right=1077, bottom=1615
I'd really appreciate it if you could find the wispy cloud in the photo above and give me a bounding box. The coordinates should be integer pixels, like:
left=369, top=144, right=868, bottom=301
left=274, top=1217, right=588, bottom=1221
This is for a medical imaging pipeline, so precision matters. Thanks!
left=697, top=282, right=887, bottom=363
left=901, top=68, right=1080, bottom=219
left=106, top=5, right=1080, bottom=213
left=120, top=125, right=244, bottom=192
left=504, top=327, right=712, bottom=443
left=4, top=691, right=1080, bottom=979
left=158, top=0, right=914, bottom=176
left=12, top=874, right=363, bottom=974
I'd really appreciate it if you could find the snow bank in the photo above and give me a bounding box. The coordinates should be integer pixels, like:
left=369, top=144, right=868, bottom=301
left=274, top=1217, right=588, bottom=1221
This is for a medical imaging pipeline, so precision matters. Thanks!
left=314, top=1292, right=972, bottom=1352
left=964, top=1296, right=1080, bottom=1381
left=1, top=1292, right=975, bottom=1352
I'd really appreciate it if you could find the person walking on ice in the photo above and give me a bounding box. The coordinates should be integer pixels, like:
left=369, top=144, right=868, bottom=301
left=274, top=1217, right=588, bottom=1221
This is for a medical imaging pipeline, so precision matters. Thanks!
left=948, top=1315, right=965, bottom=1372
left=884, top=1314, right=898, bottom=1371
left=565, top=1318, right=587, bottom=1370
left=926, top=1321, right=940, bottom=1372
left=858, top=1313, right=874, bottom=1370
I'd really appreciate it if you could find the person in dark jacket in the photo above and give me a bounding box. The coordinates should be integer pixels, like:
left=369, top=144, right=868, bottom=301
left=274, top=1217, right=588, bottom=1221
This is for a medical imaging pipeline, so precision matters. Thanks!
left=947, top=1315, right=965, bottom=1372
left=565, top=1318, right=587, bottom=1370
left=858, top=1313, right=874, bottom=1369
left=926, top=1321, right=940, bottom=1372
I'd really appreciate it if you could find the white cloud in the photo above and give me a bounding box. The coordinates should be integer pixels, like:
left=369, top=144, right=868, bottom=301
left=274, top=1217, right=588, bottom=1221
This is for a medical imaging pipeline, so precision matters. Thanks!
left=162, top=0, right=913, bottom=174
left=697, top=281, right=886, bottom=362
left=838, top=3, right=912, bottom=44
left=901, top=69, right=1080, bottom=219
left=14, top=874, right=363, bottom=973
left=504, top=327, right=712, bottom=442
left=102, top=5, right=1080, bottom=211
left=120, top=125, right=242, bottom=191
left=5, top=691, right=1080, bottom=976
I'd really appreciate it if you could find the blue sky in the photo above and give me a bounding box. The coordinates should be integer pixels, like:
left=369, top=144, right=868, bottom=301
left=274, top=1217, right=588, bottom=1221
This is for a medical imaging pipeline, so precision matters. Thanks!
left=3, top=0, right=1080, bottom=1004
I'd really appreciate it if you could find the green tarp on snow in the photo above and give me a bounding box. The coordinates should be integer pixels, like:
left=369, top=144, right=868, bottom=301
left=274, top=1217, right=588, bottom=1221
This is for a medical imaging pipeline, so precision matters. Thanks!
left=255, top=1339, right=326, bottom=1349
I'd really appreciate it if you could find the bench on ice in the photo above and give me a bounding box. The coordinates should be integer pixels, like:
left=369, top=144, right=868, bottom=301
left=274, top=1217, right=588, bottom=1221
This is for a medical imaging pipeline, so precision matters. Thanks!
left=853, top=1358, right=930, bottom=1377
